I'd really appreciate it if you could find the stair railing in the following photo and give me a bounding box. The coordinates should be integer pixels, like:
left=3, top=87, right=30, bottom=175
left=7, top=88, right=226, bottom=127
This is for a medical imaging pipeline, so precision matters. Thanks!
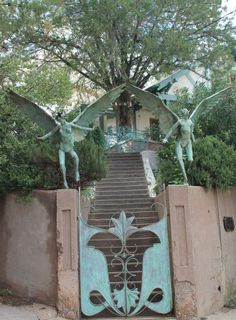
left=104, top=126, right=147, bottom=152
left=142, top=156, right=156, bottom=198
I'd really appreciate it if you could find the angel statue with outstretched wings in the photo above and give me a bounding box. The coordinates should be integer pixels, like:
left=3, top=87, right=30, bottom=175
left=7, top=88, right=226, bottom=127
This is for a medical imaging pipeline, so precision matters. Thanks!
left=8, top=84, right=125, bottom=188
left=126, top=83, right=230, bottom=184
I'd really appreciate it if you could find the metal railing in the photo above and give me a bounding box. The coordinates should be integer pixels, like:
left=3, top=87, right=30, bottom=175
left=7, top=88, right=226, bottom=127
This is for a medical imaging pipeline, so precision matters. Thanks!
left=104, top=126, right=148, bottom=152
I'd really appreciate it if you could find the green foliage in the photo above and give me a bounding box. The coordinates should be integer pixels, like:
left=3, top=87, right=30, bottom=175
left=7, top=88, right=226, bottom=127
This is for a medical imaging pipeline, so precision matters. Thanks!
left=144, top=122, right=162, bottom=142
left=1, top=0, right=235, bottom=126
left=0, top=289, right=13, bottom=297
left=195, top=88, right=236, bottom=148
left=0, top=57, right=73, bottom=109
left=189, top=136, right=236, bottom=189
left=170, top=80, right=236, bottom=148
left=156, top=141, right=185, bottom=192
left=1, top=1, right=235, bottom=88
left=86, top=127, right=106, bottom=148
left=75, top=137, right=107, bottom=186
left=157, top=136, right=236, bottom=190
left=16, top=63, right=73, bottom=108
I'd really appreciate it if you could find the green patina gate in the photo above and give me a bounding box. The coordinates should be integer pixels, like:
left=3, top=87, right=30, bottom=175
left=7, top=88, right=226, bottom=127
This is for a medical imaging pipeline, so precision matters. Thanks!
left=79, top=206, right=173, bottom=317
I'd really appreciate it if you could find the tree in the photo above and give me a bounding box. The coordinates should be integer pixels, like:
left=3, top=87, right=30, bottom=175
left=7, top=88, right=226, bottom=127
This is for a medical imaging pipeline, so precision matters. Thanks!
left=1, top=0, right=235, bottom=126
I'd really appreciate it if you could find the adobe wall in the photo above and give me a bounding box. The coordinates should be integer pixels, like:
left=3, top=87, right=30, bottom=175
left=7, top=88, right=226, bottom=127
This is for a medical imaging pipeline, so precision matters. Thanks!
left=0, top=191, right=57, bottom=305
left=217, top=188, right=236, bottom=303
left=157, top=185, right=236, bottom=320
left=0, top=189, right=80, bottom=319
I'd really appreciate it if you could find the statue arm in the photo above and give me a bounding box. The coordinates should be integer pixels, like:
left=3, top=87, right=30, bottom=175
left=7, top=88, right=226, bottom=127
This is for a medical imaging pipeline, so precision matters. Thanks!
left=163, top=121, right=179, bottom=143
left=71, top=123, right=93, bottom=131
left=38, top=125, right=60, bottom=140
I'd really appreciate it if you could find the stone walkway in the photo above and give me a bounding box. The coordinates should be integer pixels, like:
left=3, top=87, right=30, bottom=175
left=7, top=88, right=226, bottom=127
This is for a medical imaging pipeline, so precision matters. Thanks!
left=0, top=303, right=67, bottom=320
left=0, top=303, right=236, bottom=320
left=205, top=307, right=236, bottom=320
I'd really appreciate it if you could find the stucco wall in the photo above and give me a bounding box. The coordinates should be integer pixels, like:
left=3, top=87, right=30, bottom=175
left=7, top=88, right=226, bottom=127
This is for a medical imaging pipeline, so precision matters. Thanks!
left=157, top=185, right=236, bottom=320
left=217, top=188, right=236, bottom=303
left=0, top=191, right=57, bottom=305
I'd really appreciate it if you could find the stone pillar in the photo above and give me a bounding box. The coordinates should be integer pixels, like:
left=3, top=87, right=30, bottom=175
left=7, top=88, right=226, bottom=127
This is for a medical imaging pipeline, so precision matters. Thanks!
left=156, top=186, right=198, bottom=320
left=157, top=185, right=225, bottom=320
left=167, top=185, right=198, bottom=320
left=56, top=189, right=79, bottom=319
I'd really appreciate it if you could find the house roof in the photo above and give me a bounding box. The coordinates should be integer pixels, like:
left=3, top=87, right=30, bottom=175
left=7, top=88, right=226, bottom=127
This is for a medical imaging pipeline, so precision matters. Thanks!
left=143, top=69, right=207, bottom=104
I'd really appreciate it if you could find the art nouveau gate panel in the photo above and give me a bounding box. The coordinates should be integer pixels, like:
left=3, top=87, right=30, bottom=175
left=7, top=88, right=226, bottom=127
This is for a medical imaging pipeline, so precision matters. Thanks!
left=79, top=208, right=172, bottom=317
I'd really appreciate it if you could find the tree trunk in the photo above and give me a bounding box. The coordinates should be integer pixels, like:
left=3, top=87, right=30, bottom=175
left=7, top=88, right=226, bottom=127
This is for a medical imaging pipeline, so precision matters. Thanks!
left=114, top=90, right=132, bottom=127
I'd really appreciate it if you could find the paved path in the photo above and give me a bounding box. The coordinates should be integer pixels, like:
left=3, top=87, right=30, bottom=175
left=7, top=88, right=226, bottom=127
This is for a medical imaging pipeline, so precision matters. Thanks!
left=0, top=303, right=236, bottom=320
left=0, top=303, right=67, bottom=320
left=205, top=307, right=236, bottom=320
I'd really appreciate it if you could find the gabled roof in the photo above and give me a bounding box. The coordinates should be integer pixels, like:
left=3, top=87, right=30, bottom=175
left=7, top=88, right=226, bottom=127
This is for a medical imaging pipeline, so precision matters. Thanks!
left=145, top=69, right=206, bottom=98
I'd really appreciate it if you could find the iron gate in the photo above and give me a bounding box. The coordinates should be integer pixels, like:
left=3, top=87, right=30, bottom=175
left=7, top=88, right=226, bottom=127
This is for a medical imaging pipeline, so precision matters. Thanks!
left=79, top=205, right=172, bottom=317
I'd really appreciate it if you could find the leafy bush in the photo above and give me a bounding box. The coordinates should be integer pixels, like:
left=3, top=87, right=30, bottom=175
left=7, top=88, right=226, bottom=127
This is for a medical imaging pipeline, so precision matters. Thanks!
left=75, top=137, right=107, bottom=186
left=86, top=126, right=106, bottom=148
left=156, top=136, right=236, bottom=190
left=189, top=136, right=236, bottom=189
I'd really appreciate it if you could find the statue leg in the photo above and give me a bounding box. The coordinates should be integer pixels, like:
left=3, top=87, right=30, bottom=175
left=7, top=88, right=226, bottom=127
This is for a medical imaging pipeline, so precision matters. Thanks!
left=186, top=141, right=193, bottom=161
left=176, top=142, right=188, bottom=184
left=70, top=150, right=80, bottom=182
left=186, top=141, right=193, bottom=171
left=59, top=149, right=68, bottom=189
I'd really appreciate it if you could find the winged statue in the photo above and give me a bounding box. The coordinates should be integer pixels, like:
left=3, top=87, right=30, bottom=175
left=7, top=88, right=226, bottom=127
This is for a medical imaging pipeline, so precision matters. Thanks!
left=126, top=82, right=231, bottom=184
left=7, top=84, right=125, bottom=188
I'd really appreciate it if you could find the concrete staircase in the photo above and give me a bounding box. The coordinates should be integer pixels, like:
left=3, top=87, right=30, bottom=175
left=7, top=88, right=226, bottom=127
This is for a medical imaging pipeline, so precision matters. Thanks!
left=89, top=152, right=158, bottom=226
left=86, top=153, right=162, bottom=317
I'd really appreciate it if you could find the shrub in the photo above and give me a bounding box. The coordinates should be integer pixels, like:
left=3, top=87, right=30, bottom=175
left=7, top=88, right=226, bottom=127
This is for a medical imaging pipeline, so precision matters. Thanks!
left=156, top=136, right=236, bottom=190
left=189, top=136, right=236, bottom=189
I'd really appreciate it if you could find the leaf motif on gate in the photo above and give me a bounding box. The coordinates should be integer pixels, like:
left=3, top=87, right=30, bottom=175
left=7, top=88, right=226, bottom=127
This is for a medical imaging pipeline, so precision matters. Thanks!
left=113, top=285, right=139, bottom=313
left=109, top=211, right=138, bottom=242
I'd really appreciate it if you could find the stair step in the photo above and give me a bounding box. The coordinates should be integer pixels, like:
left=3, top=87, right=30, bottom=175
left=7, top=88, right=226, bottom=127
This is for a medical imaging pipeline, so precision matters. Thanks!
left=94, top=194, right=150, bottom=200
left=108, top=167, right=144, bottom=174
left=87, top=222, right=157, bottom=229
left=108, top=162, right=143, bottom=165
left=95, top=185, right=149, bottom=191
left=89, top=211, right=158, bottom=219
left=107, top=153, right=140, bottom=157
left=107, top=161, right=143, bottom=166
left=88, top=215, right=157, bottom=223
left=105, top=175, right=146, bottom=179
left=95, top=189, right=149, bottom=196
left=87, top=221, right=155, bottom=229
left=106, top=173, right=146, bottom=179
left=98, top=181, right=147, bottom=187
left=94, top=205, right=153, bottom=211
left=97, top=179, right=146, bottom=185
left=91, top=207, right=156, bottom=213
left=95, top=198, right=153, bottom=204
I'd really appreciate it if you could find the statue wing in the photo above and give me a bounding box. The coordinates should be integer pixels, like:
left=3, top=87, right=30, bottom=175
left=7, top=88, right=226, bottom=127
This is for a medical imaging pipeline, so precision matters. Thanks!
left=72, top=127, right=88, bottom=143
left=126, top=83, right=178, bottom=135
left=7, top=89, right=60, bottom=143
left=190, top=87, right=231, bottom=124
left=7, top=89, right=58, bottom=132
left=72, top=84, right=126, bottom=127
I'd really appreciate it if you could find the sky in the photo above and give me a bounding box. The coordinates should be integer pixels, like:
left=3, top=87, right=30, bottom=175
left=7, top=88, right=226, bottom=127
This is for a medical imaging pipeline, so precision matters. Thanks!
left=222, top=0, right=236, bottom=25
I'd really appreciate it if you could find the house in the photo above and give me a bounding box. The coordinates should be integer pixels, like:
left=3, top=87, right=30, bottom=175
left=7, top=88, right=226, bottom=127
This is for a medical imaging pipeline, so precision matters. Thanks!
left=99, top=68, right=209, bottom=135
